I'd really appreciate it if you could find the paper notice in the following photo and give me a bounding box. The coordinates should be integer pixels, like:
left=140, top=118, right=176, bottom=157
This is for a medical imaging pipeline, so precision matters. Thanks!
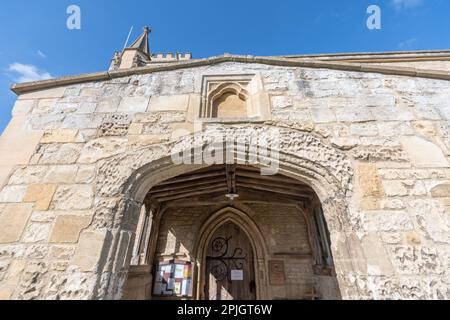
left=175, top=265, right=185, bottom=279
left=231, top=270, right=244, bottom=281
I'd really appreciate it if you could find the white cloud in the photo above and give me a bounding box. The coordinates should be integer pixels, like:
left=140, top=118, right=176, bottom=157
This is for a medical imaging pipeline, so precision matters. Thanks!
left=8, top=63, right=52, bottom=83
left=398, top=38, right=418, bottom=49
left=392, top=0, right=423, bottom=10
left=37, top=50, right=46, bottom=58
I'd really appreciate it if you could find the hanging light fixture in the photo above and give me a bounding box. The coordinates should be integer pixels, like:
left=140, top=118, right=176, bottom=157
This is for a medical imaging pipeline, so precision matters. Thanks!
left=225, top=193, right=239, bottom=201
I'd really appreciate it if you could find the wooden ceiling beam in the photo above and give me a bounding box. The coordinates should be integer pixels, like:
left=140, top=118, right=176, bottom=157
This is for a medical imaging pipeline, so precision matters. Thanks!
left=236, top=188, right=309, bottom=202
left=150, top=178, right=227, bottom=193
left=163, top=188, right=307, bottom=207
left=236, top=170, right=308, bottom=186
left=151, top=182, right=228, bottom=198
left=156, top=187, right=229, bottom=202
left=236, top=182, right=311, bottom=198
left=237, top=177, right=314, bottom=194
left=157, top=171, right=225, bottom=186
left=226, top=164, right=237, bottom=195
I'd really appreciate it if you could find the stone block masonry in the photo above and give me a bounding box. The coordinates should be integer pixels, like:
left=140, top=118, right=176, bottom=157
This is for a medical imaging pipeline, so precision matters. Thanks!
left=0, top=57, right=449, bottom=300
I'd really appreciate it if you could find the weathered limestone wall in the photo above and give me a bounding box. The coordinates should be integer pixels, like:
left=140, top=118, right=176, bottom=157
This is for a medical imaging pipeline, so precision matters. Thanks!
left=0, top=61, right=449, bottom=300
left=372, top=60, right=450, bottom=71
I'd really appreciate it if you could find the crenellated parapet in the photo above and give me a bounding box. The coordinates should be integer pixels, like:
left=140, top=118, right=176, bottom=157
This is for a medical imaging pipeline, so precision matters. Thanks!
left=151, top=52, right=192, bottom=62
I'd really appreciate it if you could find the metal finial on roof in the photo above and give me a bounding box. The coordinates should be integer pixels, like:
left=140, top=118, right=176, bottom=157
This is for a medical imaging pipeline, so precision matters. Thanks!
left=129, top=26, right=151, bottom=56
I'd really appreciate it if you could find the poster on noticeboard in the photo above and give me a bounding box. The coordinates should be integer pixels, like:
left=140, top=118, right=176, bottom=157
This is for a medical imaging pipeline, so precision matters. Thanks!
left=153, top=260, right=193, bottom=298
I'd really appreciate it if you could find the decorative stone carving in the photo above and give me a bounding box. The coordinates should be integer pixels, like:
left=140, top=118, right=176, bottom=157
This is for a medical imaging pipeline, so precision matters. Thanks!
left=94, top=126, right=353, bottom=200
left=199, top=74, right=271, bottom=121
left=99, top=115, right=131, bottom=137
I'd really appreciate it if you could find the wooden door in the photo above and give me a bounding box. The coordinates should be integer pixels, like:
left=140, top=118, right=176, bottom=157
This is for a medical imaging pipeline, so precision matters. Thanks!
left=205, top=222, right=256, bottom=300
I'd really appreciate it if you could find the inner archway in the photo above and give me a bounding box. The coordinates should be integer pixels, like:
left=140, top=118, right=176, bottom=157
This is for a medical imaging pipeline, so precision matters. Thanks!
left=121, top=164, right=342, bottom=300
left=205, top=221, right=256, bottom=300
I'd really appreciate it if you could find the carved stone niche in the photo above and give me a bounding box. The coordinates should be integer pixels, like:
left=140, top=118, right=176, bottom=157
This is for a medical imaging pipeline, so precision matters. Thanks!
left=199, top=74, right=272, bottom=122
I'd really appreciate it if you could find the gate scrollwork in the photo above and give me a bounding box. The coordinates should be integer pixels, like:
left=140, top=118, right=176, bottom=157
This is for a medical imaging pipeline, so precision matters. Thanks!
left=207, top=236, right=247, bottom=282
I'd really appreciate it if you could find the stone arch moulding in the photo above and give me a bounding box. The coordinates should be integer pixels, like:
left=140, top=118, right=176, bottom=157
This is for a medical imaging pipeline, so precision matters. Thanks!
left=193, top=207, right=270, bottom=300
left=199, top=74, right=272, bottom=121
left=84, top=125, right=360, bottom=300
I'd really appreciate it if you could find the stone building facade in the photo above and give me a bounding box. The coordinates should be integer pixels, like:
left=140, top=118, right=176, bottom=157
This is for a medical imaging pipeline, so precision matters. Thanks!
left=0, top=28, right=449, bottom=300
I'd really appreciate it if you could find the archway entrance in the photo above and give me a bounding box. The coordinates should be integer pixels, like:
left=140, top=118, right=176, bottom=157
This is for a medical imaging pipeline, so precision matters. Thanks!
left=205, top=221, right=256, bottom=300
left=122, top=164, right=342, bottom=300
left=91, top=125, right=357, bottom=300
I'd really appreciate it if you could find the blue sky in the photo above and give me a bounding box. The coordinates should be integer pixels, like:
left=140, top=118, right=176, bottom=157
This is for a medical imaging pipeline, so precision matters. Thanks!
left=1, top=0, right=449, bottom=133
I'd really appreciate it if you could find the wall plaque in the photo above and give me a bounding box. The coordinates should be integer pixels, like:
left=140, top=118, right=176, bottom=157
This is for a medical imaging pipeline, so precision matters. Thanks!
left=269, top=260, right=286, bottom=285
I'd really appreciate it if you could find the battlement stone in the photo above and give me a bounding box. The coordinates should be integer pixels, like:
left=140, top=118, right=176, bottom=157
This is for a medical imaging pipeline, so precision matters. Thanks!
left=151, top=52, right=192, bottom=62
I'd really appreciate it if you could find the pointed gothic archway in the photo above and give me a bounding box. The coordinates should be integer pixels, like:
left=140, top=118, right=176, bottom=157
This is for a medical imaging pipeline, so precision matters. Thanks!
left=205, top=222, right=256, bottom=300
left=121, top=164, right=343, bottom=300
left=194, top=207, right=269, bottom=300
left=88, top=125, right=358, bottom=300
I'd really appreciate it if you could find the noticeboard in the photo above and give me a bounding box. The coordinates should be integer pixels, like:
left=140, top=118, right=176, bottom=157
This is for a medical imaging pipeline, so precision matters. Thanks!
left=153, top=260, right=193, bottom=298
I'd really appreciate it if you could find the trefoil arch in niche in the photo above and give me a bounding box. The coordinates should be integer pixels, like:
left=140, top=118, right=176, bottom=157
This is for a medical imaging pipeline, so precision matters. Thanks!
left=209, top=82, right=249, bottom=118
left=199, top=74, right=272, bottom=121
